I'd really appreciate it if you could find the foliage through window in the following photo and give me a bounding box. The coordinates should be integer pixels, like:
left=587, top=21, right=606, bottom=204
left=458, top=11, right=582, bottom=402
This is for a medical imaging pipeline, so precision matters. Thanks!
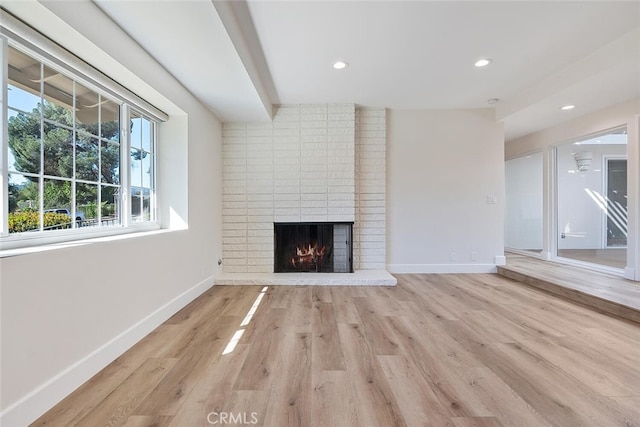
left=2, top=42, right=157, bottom=240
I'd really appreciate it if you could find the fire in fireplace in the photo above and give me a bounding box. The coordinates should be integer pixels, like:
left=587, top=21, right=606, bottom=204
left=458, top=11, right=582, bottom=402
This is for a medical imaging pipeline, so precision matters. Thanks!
left=274, top=222, right=353, bottom=273
left=291, top=243, right=326, bottom=269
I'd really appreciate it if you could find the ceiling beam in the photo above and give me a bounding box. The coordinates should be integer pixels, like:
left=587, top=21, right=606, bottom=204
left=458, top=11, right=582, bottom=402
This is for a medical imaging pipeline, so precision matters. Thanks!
left=213, top=0, right=277, bottom=120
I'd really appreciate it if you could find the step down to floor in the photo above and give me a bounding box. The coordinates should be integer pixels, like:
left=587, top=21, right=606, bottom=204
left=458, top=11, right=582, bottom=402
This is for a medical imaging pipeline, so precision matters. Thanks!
left=497, top=264, right=640, bottom=324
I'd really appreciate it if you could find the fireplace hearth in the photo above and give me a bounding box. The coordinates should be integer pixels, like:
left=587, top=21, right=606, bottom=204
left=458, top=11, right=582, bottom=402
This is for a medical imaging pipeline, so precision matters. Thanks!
left=274, top=222, right=353, bottom=273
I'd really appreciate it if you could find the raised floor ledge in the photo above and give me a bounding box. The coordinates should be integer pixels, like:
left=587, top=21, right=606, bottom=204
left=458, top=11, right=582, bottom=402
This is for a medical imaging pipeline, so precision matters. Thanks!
left=498, top=254, right=640, bottom=324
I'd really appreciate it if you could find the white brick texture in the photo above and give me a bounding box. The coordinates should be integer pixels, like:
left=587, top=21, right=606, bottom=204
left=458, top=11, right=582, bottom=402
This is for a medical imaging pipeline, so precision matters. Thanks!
left=355, top=107, right=387, bottom=270
left=222, top=104, right=386, bottom=272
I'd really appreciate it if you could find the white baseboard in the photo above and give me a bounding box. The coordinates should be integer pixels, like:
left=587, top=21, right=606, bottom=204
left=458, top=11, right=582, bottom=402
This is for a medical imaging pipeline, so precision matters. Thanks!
left=0, top=276, right=214, bottom=427
left=387, top=264, right=498, bottom=274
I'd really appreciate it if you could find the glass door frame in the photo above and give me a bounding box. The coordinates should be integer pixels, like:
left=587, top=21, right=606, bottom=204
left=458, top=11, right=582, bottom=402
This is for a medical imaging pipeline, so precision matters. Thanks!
left=550, top=126, right=628, bottom=275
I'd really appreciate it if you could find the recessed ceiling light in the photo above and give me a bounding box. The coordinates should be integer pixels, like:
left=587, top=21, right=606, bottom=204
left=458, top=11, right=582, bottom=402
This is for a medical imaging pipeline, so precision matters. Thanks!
left=333, top=61, right=348, bottom=70
left=561, top=105, right=575, bottom=110
left=487, top=98, right=499, bottom=104
left=474, top=58, right=492, bottom=67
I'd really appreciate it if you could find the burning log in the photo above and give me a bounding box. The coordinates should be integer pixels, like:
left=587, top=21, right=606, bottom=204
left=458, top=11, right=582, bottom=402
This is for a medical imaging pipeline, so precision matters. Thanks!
left=290, top=243, right=326, bottom=267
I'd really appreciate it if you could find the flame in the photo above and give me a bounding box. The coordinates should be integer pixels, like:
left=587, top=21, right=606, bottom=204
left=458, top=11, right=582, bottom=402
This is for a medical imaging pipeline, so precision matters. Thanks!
left=290, top=243, right=326, bottom=267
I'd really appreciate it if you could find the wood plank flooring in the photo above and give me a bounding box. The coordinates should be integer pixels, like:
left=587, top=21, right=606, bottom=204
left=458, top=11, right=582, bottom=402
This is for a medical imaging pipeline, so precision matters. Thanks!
left=32, top=274, right=640, bottom=426
left=498, top=253, right=640, bottom=324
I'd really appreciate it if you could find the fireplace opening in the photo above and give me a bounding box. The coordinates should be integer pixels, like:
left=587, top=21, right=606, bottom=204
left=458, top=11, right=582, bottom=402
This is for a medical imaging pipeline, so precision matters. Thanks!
left=274, top=222, right=353, bottom=273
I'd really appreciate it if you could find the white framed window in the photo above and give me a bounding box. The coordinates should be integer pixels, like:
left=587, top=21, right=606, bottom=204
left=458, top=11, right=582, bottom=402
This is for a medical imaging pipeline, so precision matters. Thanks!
left=1, top=13, right=166, bottom=251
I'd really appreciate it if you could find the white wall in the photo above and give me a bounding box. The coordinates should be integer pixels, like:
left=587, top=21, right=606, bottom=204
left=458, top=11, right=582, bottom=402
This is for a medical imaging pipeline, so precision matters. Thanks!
left=506, top=97, right=640, bottom=280
left=387, top=109, right=505, bottom=273
left=0, top=4, right=223, bottom=425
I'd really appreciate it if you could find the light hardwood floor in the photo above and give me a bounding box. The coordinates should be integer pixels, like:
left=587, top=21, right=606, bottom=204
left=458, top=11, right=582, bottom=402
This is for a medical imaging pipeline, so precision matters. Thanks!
left=33, top=274, right=640, bottom=426
left=499, top=253, right=640, bottom=324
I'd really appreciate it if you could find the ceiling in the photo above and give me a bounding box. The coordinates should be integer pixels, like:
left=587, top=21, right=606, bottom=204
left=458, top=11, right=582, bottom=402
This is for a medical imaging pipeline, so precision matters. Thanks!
left=33, top=1, right=640, bottom=141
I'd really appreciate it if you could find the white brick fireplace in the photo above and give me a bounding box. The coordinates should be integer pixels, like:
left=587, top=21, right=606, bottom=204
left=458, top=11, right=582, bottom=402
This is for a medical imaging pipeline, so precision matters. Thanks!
left=218, top=104, right=394, bottom=285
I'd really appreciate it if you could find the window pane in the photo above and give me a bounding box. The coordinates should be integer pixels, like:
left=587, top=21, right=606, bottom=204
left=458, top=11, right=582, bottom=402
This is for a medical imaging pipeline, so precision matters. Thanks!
left=131, top=187, right=142, bottom=222
left=43, top=122, right=73, bottom=179
left=43, top=66, right=74, bottom=126
left=8, top=174, right=40, bottom=233
left=101, top=185, right=121, bottom=226
left=42, top=179, right=71, bottom=211
left=76, top=135, right=99, bottom=182
left=142, top=152, right=152, bottom=188
left=42, top=179, right=72, bottom=231
left=101, top=100, right=120, bottom=141
left=7, top=108, right=41, bottom=174
left=101, top=141, right=120, bottom=184
left=7, top=46, right=41, bottom=113
left=130, top=112, right=142, bottom=149
left=141, top=117, right=152, bottom=152
left=76, top=83, right=99, bottom=136
left=130, top=148, right=142, bottom=187
left=8, top=84, right=40, bottom=114
left=142, top=188, right=151, bottom=221
left=76, top=183, right=98, bottom=227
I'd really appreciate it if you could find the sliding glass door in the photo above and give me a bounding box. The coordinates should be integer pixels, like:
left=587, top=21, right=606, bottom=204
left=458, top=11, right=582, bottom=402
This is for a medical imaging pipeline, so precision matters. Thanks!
left=555, top=128, right=627, bottom=270
left=505, top=152, right=543, bottom=254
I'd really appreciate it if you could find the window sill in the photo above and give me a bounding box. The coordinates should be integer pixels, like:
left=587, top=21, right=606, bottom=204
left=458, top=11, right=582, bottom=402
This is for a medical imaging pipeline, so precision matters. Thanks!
left=0, top=225, right=171, bottom=258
